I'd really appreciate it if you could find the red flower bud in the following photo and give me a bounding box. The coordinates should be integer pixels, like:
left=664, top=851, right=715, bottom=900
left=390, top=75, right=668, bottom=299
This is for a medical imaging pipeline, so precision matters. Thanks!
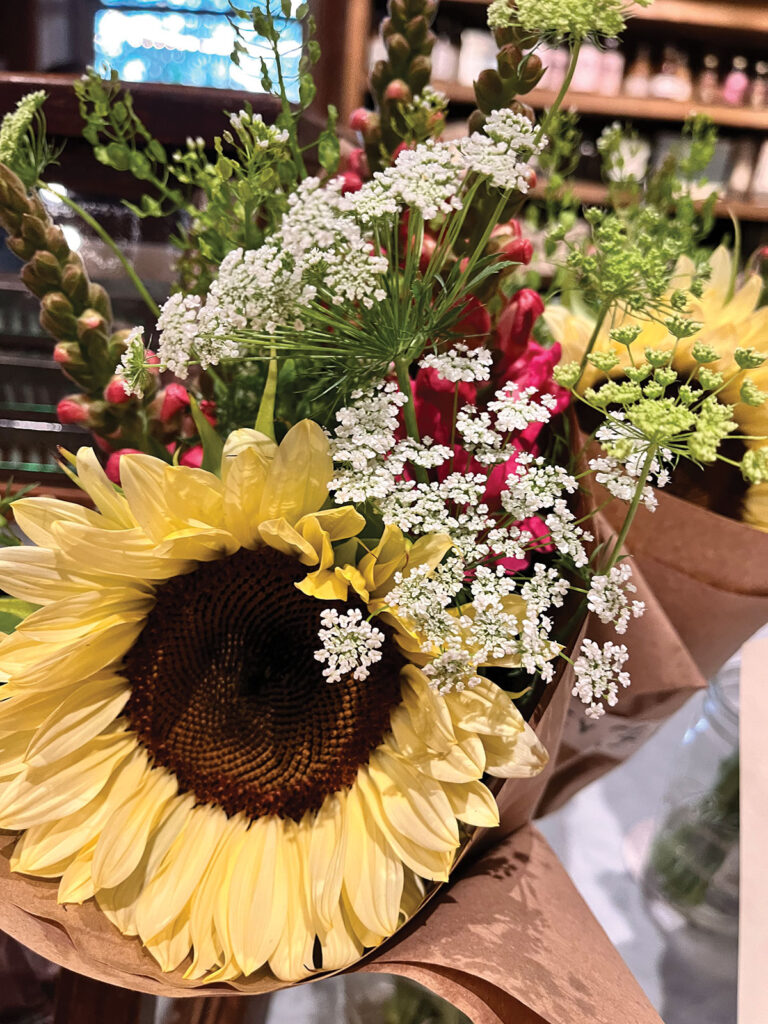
left=501, top=237, right=534, bottom=265
left=199, top=400, right=218, bottom=427
left=159, top=383, right=190, bottom=422
left=53, top=343, right=75, bottom=365
left=391, top=141, right=410, bottom=163
left=180, top=444, right=204, bottom=469
left=104, top=376, right=132, bottom=404
left=346, top=147, right=366, bottom=176
left=105, top=448, right=143, bottom=485
left=56, top=396, right=90, bottom=425
left=340, top=170, right=363, bottom=194
left=145, top=351, right=162, bottom=373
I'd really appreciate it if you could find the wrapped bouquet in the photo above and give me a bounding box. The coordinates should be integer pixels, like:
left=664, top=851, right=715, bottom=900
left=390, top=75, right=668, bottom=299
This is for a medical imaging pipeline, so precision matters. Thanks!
left=0, top=0, right=764, bottom=1015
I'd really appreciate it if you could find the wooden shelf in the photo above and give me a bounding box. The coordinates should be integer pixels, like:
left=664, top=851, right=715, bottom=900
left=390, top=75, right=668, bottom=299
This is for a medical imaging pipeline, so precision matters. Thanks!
left=434, top=80, right=768, bottom=130
left=530, top=179, right=768, bottom=222
left=439, top=0, right=768, bottom=34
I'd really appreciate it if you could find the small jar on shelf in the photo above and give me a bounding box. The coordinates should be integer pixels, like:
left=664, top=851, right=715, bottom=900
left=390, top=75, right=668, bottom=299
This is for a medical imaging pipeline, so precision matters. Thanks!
left=695, top=54, right=721, bottom=105
left=750, top=60, right=768, bottom=108
left=650, top=45, right=693, bottom=102
left=722, top=55, right=750, bottom=106
left=623, top=44, right=652, bottom=98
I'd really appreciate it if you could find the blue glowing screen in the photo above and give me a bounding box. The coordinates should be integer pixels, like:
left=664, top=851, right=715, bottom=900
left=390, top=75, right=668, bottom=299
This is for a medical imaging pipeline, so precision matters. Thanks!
left=93, top=6, right=302, bottom=97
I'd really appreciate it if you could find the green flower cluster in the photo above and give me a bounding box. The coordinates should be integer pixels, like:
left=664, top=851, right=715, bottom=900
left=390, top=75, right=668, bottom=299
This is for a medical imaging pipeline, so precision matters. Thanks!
left=488, top=0, right=652, bottom=43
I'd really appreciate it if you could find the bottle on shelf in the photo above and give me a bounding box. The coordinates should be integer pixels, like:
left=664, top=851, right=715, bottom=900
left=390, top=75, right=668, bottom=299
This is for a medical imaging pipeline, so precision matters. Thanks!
left=722, top=56, right=750, bottom=106
left=750, top=60, right=768, bottom=109
left=696, top=54, right=721, bottom=105
left=570, top=41, right=602, bottom=93
left=623, top=45, right=652, bottom=98
left=650, top=45, right=693, bottom=102
left=597, top=39, right=626, bottom=97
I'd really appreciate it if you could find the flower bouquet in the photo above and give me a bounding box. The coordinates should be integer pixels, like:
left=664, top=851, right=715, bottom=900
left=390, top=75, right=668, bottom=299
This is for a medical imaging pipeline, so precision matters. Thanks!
left=0, top=0, right=765, bottom=1016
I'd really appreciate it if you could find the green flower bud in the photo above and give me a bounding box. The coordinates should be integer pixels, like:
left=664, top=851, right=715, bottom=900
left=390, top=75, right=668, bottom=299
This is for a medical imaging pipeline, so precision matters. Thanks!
left=587, top=348, right=620, bottom=372
left=699, top=368, right=724, bottom=391
left=645, top=348, right=673, bottom=368
left=665, top=314, right=702, bottom=340
left=734, top=347, right=767, bottom=371
left=741, top=379, right=768, bottom=407
left=610, top=324, right=642, bottom=349
left=553, top=361, right=582, bottom=389
left=626, top=364, right=652, bottom=383
left=654, top=368, right=677, bottom=387
left=678, top=384, right=698, bottom=406
left=742, top=448, right=768, bottom=485
left=691, top=341, right=719, bottom=364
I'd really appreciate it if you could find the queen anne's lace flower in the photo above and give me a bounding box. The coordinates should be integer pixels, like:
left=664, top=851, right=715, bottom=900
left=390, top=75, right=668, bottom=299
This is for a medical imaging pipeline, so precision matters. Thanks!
left=419, top=344, right=493, bottom=383
left=587, top=563, right=645, bottom=634
left=314, top=608, right=385, bottom=683
left=459, top=109, right=544, bottom=193
left=572, top=638, right=631, bottom=718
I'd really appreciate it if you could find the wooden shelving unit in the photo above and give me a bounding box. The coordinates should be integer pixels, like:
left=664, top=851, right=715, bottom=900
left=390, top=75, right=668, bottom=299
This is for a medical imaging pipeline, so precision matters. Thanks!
left=530, top=179, right=768, bottom=222
left=434, top=80, right=768, bottom=132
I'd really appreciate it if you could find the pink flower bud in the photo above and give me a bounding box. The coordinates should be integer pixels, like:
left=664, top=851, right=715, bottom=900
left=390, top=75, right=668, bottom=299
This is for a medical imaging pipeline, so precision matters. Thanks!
left=159, top=383, right=190, bottom=422
left=384, top=79, right=411, bottom=103
left=53, top=343, right=74, bottom=365
left=349, top=108, right=371, bottom=132
left=500, top=237, right=534, bottom=265
left=79, top=313, right=104, bottom=331
left=105, top=448, right=143, bottom=485
left=145, top=351, right=162, bottom=373
left=180, top=445, right=204, bottom=469
left=104, top=377, right=132, bottom=404
left=56, top=396, right=90, bottom=425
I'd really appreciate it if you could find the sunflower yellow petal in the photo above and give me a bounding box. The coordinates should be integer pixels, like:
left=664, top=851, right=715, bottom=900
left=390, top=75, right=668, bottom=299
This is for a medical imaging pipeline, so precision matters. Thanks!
left=222, top=446, right=272, bottom=548
left=308, top=791, right=347, bottom=932
left=259, top=420, right=332, bottom=525
left=355, top=766, right=454, bottom=883
left=342, top=782, right=403, bottom=936
left=24, top=675, right=131, bottom=767
left=0, top=547, right=98, bottom=605
left=340, top=888, right=385, bottom=949
left=368, top=748, right=459, bottom=852
left=441, top=778, right=500, bottom=827
left=389, top=705, right=481, bottom=782
left=317, top=901, right=363, bottom=973
left=268, top=819, right=316, bottom=982
left=444, top=677, right=526, bottom=739
left=12, top=498, right=108, bottom=548
left=258, top=518, right=319, bottom=564
left=57, top=837, right=98, bottom=903
left=0, top=731, right=36, bottom=779
left=96, top=793, right=194, bottom=936
left=359, top=524, right=408, bottom=594
left=226, top=815, right=285, bottom=976
left=74, top=447, right=135, bottom=528
left=481, top=720, right=549, bottom=778
left=135, top=804, right=226, bottom=944
left=91, top=767, right=178, bottom=889
left=186, top=813, right=249, bottom=980
left=0, top=729, right=135, bottom=830
left=12, top=748, right=149, bottom=875
left=145, top=906, right=192, bottom=973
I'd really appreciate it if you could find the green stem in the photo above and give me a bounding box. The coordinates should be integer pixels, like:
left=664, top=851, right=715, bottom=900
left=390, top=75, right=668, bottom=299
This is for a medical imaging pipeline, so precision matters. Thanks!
left=395, top=356, right=428, bottom=485
left=43, top=183, right=161, bottom=319
left=538, top=39, right=582, bottom=144
left=603, top=443, right=658, bottom=571
left=271, top=25, right=306, bottom=179
left=577, top=300, right=612, bottom=380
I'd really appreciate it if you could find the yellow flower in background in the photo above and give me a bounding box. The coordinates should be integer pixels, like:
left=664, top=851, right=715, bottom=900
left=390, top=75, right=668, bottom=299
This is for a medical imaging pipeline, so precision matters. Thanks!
left=0, top=422, right=546, bottom=983
left=545, top=245, right=768, bottom=530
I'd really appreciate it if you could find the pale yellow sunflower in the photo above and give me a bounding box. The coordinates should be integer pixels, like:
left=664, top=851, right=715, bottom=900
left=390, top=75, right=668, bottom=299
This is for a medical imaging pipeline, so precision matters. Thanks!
left=0, top=421, right=546, bottom=983
left=545, top=245, right=768, bottom=529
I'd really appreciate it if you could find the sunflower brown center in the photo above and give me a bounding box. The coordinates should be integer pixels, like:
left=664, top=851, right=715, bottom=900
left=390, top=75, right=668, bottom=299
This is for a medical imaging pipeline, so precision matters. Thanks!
left=123, top=547, right=404, bottom=821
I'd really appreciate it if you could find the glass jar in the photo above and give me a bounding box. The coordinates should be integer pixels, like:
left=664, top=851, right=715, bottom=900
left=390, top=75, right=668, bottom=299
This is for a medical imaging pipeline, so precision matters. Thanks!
left=644, top=663, right=739, bottom=935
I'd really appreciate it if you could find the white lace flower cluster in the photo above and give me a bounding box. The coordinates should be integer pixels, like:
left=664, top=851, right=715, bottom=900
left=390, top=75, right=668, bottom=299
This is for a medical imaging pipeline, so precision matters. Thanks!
left=227, top=109, right=289, bottom=148
left=572, top=638, right=631, bottom=719
left=419, top=344, right=493, bottom=383
left=116, top=326, right=148, bottom=397
left=387, top=558, right=526, bottom=693
left=591, top=415, right=671, bottom=512
left=586, top=563, right=645, bottom=634
left=314, top=608, right=385, bottom=684
left=349, top=110, right=543, bottom=225
left=458, top=109, right=544, bottom=193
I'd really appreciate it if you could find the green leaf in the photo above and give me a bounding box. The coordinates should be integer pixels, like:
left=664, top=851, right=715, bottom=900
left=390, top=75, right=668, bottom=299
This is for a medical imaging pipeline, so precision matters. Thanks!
left=255, top=353, right=279, bottom=441
left=189, top=395, right=224, bottom=475
left=0, top=598, right=38, bottom=635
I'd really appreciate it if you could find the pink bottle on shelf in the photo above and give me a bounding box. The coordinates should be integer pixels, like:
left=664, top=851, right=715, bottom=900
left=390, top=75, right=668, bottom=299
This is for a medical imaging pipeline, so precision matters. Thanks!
left=722, top=56, right=750, bottom=106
